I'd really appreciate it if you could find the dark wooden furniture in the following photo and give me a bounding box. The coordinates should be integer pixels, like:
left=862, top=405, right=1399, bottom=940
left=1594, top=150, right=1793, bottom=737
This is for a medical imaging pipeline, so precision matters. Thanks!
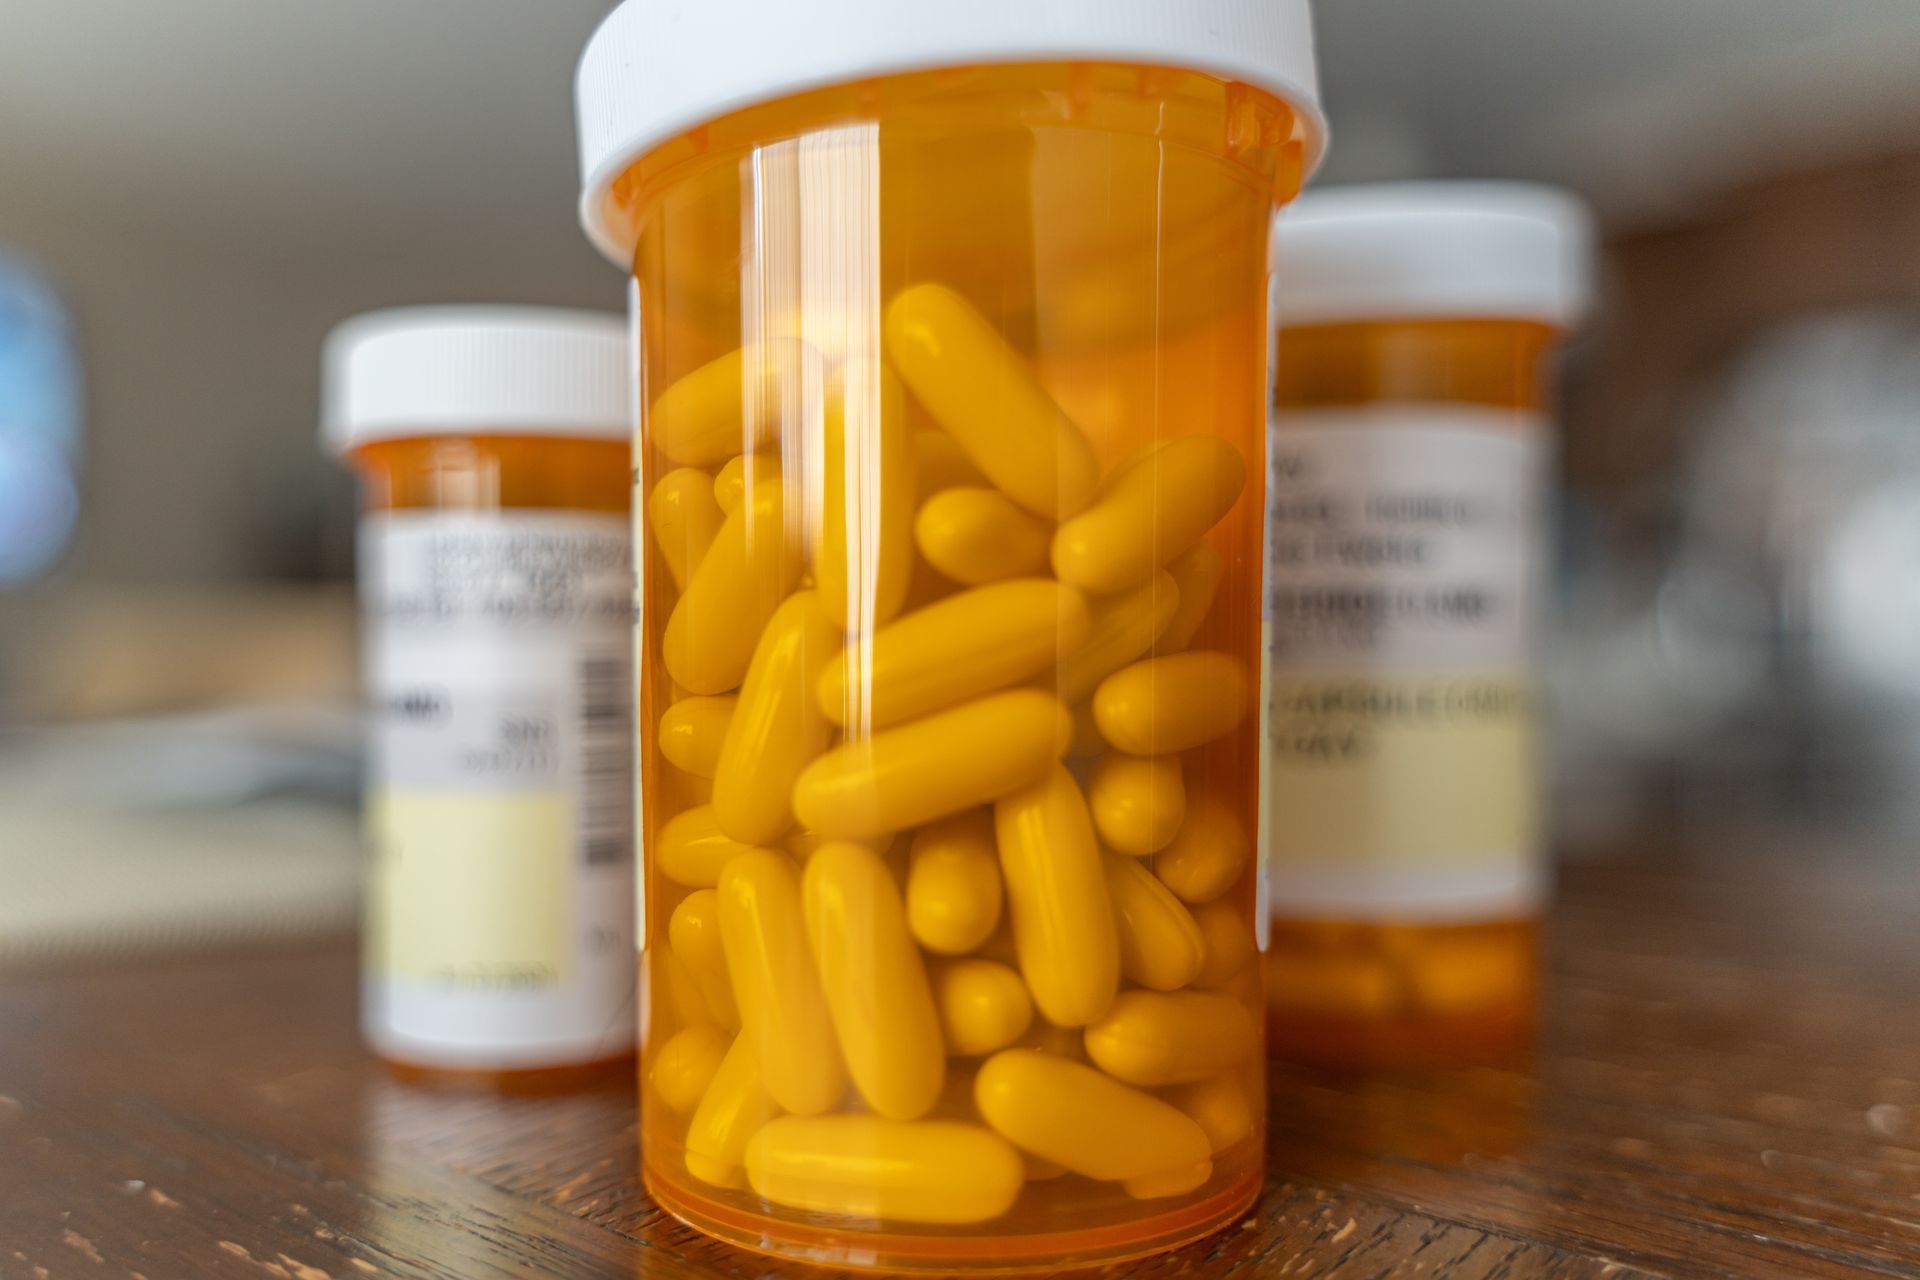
left=4, top=842, right=1917, bottom=1278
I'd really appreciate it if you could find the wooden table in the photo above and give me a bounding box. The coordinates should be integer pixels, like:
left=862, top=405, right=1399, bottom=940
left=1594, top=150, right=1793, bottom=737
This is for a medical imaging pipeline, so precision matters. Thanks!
left=4, top=841, right=1918, bottom=1279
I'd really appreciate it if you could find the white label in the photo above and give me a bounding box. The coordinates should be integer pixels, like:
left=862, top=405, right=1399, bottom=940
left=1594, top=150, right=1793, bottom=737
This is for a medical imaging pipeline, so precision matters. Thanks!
left=1263, top=406, right=1548, bottom=920
left=360, top=511, right=636, bottom=1068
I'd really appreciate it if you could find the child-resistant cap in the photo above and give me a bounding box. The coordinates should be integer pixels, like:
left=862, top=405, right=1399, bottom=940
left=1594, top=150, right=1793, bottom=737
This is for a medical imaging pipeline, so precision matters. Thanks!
left=574, top=0, right=1326, bottom=264
left=1272, top=182, right=1595, bottom=329
left=321, top=306, right=630, bottom=454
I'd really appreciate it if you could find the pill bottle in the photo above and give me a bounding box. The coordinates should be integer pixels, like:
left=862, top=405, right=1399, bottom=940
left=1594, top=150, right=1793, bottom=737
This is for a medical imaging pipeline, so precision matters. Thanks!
left=323, top=306, right=637, bottom=1088
left=573, top=1, right=1323, bottom=1269
left=1262, top=183, right=1593, bottom=1067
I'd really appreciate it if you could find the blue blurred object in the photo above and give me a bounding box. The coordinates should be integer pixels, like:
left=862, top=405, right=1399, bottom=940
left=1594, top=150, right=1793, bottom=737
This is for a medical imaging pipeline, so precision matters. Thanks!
left=0, top=255, right=82, bottom=584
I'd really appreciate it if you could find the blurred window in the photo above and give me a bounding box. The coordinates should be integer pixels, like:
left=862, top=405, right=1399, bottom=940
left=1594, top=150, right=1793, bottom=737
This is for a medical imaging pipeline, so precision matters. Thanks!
left=0, top=254, right=81, bottom=584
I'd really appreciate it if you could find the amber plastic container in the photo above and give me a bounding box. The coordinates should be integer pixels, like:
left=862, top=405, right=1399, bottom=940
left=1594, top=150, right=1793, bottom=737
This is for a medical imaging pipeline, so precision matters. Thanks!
left=1263, top=184, right=1592, bottom=1067
left=324, top=307, right=637, bottom=1087
left=573, top=2, right=1323, bottom=1270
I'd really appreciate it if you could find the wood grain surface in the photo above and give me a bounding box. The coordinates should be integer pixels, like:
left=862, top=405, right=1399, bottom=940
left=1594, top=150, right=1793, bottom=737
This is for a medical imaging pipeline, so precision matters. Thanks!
left=3, top=841, right=1918, bottom=1279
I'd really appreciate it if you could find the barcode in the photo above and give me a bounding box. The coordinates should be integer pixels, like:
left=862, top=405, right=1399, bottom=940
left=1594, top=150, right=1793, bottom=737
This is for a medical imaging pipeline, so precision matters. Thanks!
left=578, top=654, right=633, bottom=867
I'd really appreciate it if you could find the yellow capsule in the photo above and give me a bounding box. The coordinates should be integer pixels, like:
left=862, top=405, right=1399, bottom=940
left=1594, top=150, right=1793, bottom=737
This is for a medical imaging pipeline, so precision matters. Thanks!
left=803, top=842, right=946, bottom=1120
left=668, top=890, right=740, bottom=1030
left=1264, top=949, right=1402, bottom=1019
left=650, top=339, right=808, bottom=468
left=794, top=689, right=1071, bottom=840
left=1166, top=1073, right=1253, bottom=1154
left=1157, top=540, right=1226, bottom=653
left=931, top=958, right=1034, bottom=1057
left=818, top=580, right=1089, bottom=731
left=915, top=488, right=1052, bottom=586
left=652, top=1024, right=730, bottom=1115
left=653, top=943, right=711, bottom=1029
left=1084, top=991, right=1259, bottom=1086
left=664, top=470, right=803, bottom=694
left=1053, top=436, right=1245, bottom=595
left=1088, top=751, right=1185, bottom=856
left=1407, top=933, right=1530, bottom=1015
left=1153, top=794, right=1249, bottom=904
left=744, top=1115, right=1023, bottom=1225
left=649, top=468, right=725, bottom=592
left=710, top=593, right=837, bottom=845
left=1066, top=700, right=1105, bottom=758
left=658, top=695, right=735, bottom=779
left=684, top=1033, right=781, bottom=1189
left=1093, top=651, right=1249, bottom=756
left=658, top=806, right=764, bottom=889
left=713, top=453, right=763, bottom=516
left=974, top=1049, right=1210, bottom=1183
left=716, top=850, right=846, bottom=1115
left=1123, top=1159, right=1213, bottom=1200
left=1192, top=898, right=1255, bottom=988
left=994, top=767, right=1119, bottom=1027
left=906, top=810, right=1003, bottom=955
left=813, top=369, right=915, bottom=630
left=784, top=827, right=893, bottom=861
left=1057, top=570, right=1179, bottom=703
left=884, top=283, right=1098, bottom=520
left=1105, top=854, right=1206, bottom=992
left=913, top=426, right=988, bottom=495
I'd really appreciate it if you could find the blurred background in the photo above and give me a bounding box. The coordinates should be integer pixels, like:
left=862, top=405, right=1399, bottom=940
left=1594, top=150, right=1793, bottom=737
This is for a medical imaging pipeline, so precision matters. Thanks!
left=5, top=0, right=1920, bottom=963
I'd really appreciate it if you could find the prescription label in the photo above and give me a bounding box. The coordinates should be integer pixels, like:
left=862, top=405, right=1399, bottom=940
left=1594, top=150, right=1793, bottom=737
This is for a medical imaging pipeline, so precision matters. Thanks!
left=360, top=511, right=635, bottom=1067
left=1262, top=407, right=1548, bottom=920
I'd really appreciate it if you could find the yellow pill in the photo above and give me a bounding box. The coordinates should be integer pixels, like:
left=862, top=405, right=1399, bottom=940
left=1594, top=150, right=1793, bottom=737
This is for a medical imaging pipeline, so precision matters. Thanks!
left=813, top=370, right=915, bottom=630
left=684, top=1033, right=781, bottom=1189
left=1153, top=794, right=1249, bottom=904
left=652, top=1024, right=730, bottom=1115
left=744, top=1116, right=1023, bottom=1225
left=650, top=339, right=807, bottom=467
left=784, top=827, right=893, bottom=861
left=1105, top=854, right=1206, bottom=992
left=664, top=471, right=803, bottom=694
left=913, top=426, right=988, bottom=495
left=658, top=806, right=766, bottom=889
left=974, top=1049, right=1210, bottom=1183
left=1093, top=651, right=1249, bottom=756
left=884, top=283, right=1098, bottom=520
left=994, top=767, right=1119, bottom=1027
left=1156, top=541, right=1225, bottom=652
left=717, top=849, right=846, bottom=1115
left=713, top=452, right=763, bottom=516
left=793, top=689, right=1071, bottom=840
left=1057, top=570, right=1180, bottom=702
left=1123, top=1159, right=1213, bottom=1200
left=818, top=579, right=1089, bottom=731
left=649, top=468, right=725, bottom=592
left=654, top=943, right=712, bottom=1029
left=931, top=958, right=1034, bottom=1056
left=906, top=810, right=1004, bottom=955
left=1264, top=950, right=1402, bottom=1019
left=658, top=695, right=735, bottom=779
left=803, top=842, right=946, bottom=1120
left=1408, top=934, right=1531, bottom=1015
left=668, top=890, right=741, bottom=1030
left=1167, top=1073, right=1253, bottom=1154
left=1084, top=990, right=1259, bottom=1086
left=1053, top=436, right=1245, bottom=595
left=1066, top=700, right=1105, bottom=758
left=1088, top=752, right=1186, bottom=856
left=711, top=593, right=837, bottom=845
left=1192, top=898, right=1255, bottom=988
left=915, top=488, right=1053, bottom=586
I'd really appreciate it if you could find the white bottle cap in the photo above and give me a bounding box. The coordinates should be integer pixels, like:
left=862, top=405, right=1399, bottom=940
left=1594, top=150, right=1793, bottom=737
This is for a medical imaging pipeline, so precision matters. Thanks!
left=1273, top=182, right=1596, bottom=329
left=321, top=306, right=631, bottom=454
left=574, top=0, right=1326, bottom=265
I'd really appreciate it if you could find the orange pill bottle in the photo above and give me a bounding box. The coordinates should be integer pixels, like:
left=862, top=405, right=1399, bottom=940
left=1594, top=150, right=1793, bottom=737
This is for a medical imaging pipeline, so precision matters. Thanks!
left=324, top=307, right=637, bottom=1087
left=573, top=1, right=1322, bottom=1270
left=1262, top=184, right=1593, bottom=1067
